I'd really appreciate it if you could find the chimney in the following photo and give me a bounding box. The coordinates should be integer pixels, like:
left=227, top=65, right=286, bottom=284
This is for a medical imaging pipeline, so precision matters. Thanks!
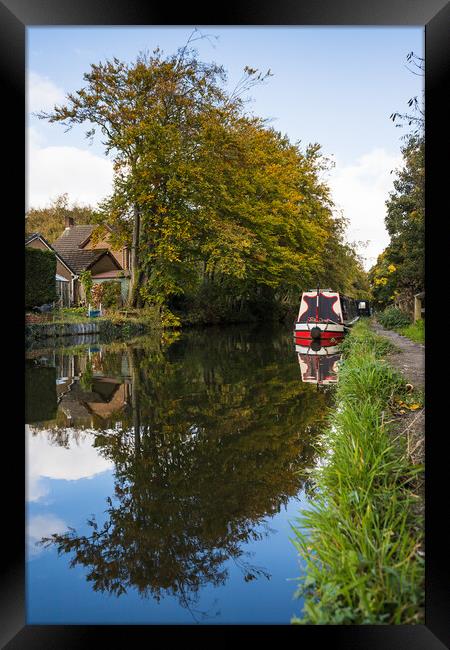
left=65, top=216, right=75, bottom=229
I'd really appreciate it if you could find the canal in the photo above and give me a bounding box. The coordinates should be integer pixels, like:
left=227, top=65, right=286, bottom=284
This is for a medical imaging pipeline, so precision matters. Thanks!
left=25, top=324, right=337, bottom=624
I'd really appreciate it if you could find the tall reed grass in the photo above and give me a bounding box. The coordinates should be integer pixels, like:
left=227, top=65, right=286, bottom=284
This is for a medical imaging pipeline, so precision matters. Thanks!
left=291, top=320, right=424, bottom=624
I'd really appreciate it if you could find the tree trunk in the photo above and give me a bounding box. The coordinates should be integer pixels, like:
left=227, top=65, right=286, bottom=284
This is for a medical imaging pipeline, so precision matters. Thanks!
left=128, top=203, right=141, bottom=307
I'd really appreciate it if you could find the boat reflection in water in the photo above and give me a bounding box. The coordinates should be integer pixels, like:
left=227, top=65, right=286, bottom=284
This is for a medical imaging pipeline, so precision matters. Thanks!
left=295, top=339, right=342, bottom=386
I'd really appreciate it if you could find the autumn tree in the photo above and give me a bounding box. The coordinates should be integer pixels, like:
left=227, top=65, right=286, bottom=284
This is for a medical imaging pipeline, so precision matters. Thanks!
left=25, top=193, right=95, bottom=243
left=39, top=35, right=366, bottom=316
left=370, top=52, right=424, bottom=312
left=370, top=135, right=424, bottom=311
left=38, top=33, right=270, bottom=307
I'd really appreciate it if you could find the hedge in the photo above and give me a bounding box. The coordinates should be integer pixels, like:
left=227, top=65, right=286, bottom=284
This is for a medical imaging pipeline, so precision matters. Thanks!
left=25, top=247, right=57, bottom=309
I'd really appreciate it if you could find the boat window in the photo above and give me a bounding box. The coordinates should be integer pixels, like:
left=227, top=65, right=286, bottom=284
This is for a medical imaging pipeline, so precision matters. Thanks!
left=319, top=294, right=340, bottom=322
left=298, top=295, right=317, bottom=322
left=298, top=293, right=341, bottom=322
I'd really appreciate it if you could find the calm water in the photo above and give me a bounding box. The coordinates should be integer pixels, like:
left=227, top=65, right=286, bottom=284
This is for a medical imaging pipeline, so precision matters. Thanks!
left=25, top=324, right=335, bottom=624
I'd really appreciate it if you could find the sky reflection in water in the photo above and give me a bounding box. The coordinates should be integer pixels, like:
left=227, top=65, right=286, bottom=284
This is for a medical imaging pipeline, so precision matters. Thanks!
left=26, top=325, right=334, bottom=624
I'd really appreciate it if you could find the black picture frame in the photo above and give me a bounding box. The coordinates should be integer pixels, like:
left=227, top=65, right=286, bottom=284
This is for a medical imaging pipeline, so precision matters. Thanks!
left=2, top=0, right=448, bottom=646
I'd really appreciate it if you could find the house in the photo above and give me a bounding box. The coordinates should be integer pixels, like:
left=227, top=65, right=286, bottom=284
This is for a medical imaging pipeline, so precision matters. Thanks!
left=53, top=217, right=130, bottom=304
left=26, top=217, right=131, bottom=306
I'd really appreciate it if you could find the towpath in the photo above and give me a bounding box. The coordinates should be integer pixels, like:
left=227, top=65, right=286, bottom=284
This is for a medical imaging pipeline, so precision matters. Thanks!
left=371, top=320, right=425, bottom=469
left=371, top=320, right=425, bottom=389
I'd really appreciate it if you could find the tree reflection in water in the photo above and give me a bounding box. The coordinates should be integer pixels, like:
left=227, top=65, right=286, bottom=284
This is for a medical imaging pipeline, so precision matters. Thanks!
left=37, top=325, right=333, bottom=620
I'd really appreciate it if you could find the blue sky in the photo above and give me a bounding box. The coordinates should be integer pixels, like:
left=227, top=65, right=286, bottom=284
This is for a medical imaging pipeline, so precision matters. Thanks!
left=27, top=26, right=424, bottom=268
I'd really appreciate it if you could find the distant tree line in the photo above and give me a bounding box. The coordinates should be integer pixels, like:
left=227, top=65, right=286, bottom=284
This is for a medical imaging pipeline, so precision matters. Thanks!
left=26, top=193, right=95, bottom=244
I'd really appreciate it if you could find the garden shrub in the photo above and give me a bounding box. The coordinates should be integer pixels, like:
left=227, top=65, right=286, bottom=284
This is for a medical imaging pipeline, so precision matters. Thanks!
left=25, top=248, right=57, bottom=309
left=378, top=306, right=411, bottom=329
left=91, top=283, right=103, bottom=307
left=99, top=281, right=122, bottom=309
left=80, top=270, right=93, bottom=304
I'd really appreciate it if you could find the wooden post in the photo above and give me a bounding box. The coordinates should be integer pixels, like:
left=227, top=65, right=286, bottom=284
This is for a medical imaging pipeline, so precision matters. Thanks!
left=414, top=292, right=424, bottom=323
left=414, top=297, right=420, bottom=322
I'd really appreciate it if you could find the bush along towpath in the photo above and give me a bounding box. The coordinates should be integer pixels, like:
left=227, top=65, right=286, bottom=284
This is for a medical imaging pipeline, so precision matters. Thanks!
left=290, top=319, right=424, bottom=624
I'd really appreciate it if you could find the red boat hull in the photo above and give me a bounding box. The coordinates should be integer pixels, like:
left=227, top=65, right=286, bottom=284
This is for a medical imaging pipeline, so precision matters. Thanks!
left=294, top=330, right=344, bottom=342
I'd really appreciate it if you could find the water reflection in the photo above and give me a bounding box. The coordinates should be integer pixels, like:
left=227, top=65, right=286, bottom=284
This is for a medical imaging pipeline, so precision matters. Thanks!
left=27, top=327, right=332, bottom=621
left=295, top=340, right=342, bottom=386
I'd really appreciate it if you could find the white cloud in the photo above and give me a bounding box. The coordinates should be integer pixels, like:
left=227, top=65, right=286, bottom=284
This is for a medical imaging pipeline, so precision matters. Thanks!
left=27, top=513, right=67, bottom=557
left=27, top=71, right=66, bottom=114
left=26, top=427, right=113, bottom=502
left=327, top=148, right=402, bottom=269
left=26, top=128, right=114, bottom=210
left=26, top=73, right=113, bottom=208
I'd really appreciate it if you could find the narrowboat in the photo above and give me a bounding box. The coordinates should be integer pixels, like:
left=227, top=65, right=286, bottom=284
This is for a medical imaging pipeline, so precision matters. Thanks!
left=294, top=288, right=359, bottom=345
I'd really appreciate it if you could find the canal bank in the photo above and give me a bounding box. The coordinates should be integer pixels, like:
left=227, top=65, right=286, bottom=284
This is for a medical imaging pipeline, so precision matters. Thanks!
left=25, top=314, right=157, bottom=347
left=291, top=319, right=424, bottom=625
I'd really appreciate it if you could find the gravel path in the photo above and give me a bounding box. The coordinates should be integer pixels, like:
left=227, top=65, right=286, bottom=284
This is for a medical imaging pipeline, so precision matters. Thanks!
left=371, top=321, right=425, bottom=389
left=371, top=320, right=425, bottom=470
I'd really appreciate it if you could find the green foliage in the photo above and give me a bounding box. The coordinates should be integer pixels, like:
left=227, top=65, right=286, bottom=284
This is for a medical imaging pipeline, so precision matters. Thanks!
left=25, top=193, right=95, bottom=243
left=371, top=54, right=424, bottom=312
left=79, top=360, right=93, bottom=391
left=291, top=320, right=424, bottom=624
left=52, top=307, right=90, bottom=323
left=99, top=281, right=122, bottom=309
left=368, top=251, right=399, bottom=310
left=338, top=322, right=397, bottom=359
left=397, top=319, right=425, bottom=344
left=158, top=307, right=181, bottom=329
left=369, top=135, right=424, bottom=311
left=25, top=247, right=57, bottom=309
left=79, top=271, right=93, bottom=304
left=25, top=363, right=57, bottom=423
left=378, top=306, right=412, bottom=329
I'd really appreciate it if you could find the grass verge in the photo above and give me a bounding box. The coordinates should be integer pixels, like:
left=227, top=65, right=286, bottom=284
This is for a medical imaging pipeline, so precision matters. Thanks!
left=396, top=320, right=425, bottom=344
left=376, top=307, right=425, bottom=344
left=290, top=319, right=424, bottom=624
